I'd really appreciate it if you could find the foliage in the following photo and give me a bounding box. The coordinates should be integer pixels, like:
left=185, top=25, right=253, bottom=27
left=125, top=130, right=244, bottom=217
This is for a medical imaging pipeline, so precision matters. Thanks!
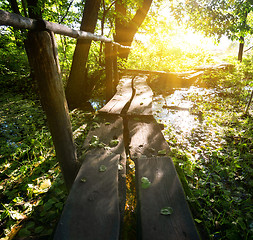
left=0, top=29, right=33, bottom=97
left=127, top=13, right=214, bottom=72
left=0, top=88, right=95, bottom=239
left=169, top=0, right=253, bottom=42
left=154, top=57, right=253, bottom=239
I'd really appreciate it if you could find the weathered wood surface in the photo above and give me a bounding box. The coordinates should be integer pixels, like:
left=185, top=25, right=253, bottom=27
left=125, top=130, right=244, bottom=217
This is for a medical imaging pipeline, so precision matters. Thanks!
left=99, top=77, right=133, bottom=114
left=55, top=114, right=126, bottom=240
left=27, top=31, right=78, bottom=190
left=127, top=75, right=153, bottom=116
left=128, top=116, right=169, bottom=159
left=112, top=44, right=119, bottom=93
left=1, top=9, right=132, bottom=48
left=136, top=156, right=200, bottom=240
left=0, top=10, right=112, bottom=42
left=55, top=75, right=200, bottom=239
left=54, top=152, right=120, bottom=240
left=128, top=117, right=200, bottom=239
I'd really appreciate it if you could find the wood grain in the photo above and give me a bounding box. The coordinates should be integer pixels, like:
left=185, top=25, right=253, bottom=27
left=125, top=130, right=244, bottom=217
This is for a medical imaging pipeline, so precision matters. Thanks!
left=128, top=116, right=169, bottom=159
left=136, top=156, right=200, bottom=240
left=27, top=31, right=78, bottom=190
left=128, top=117, right=200, bottom=239
left=54, top=152, right=120, bottom=240
left=83, top=114, right=127, bottom=235
left=99, top=77, right=133, bottom=114
left=127, top=75, right=153, bottom=116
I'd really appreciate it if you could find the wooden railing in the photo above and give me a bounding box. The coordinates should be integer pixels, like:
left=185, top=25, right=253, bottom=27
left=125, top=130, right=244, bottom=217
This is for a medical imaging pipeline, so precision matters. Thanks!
left=0, top=9, right=129, bottom=189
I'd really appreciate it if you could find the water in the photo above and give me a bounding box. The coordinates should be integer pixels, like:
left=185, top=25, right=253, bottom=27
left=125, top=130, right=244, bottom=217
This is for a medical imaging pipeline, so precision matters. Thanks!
left=152, top=86, right=213, bottom=137
left=91, top=86, right=212, bottom=138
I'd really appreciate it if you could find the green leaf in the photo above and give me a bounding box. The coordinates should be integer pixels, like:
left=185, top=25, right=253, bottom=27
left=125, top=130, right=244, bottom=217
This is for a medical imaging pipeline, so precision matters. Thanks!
left=19, top=228, right=31, bottom=237
left=99, top=165, right=107, bottom=172
left=129, top=163, right=135, bottom=169
left=194, top=218, right=202, bottom=223
left=90, top=135, right=99, bottom=144
left=160, top=207, right=173, bottom=215
left=35, top=226, right=44, bottom=233
left=92, top=122, right=100, bottom=129
left=80, top=177, right=87, bottom=183
left=158, top=149, right=167, bottom=155
left=109, top=139, right=119, bottom=147
left=141, top=177, right=151, bottom=189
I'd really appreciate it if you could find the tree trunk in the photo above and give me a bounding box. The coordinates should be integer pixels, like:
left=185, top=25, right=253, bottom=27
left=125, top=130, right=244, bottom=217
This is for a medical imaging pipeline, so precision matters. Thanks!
left=114, top=0, right=152, bottom=58
left=238, top=36, right=244, bottom=62
left=7, top=0, right=25, bottom=47
left=27, top=31, right=78, bottom=190
left=65, top=0, right=101, bottom=109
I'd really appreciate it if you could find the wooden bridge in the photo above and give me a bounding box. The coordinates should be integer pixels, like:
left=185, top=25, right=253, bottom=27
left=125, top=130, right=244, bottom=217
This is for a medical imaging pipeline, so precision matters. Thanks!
left=54, top=74, right=200, bottom=239
left=1, top=10, right=200, bottom=239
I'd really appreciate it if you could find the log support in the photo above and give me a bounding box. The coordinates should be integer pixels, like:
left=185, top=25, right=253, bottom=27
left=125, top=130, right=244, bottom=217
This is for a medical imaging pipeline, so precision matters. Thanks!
left=27, top=31, right=78, bottom=190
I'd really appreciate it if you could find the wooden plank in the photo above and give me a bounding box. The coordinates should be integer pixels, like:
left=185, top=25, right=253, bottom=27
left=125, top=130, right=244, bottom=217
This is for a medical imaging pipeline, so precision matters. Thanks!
left=83, top=114, right=124, bottom=154
left=54, top=152, right=120, bottom=240
left=128, top=117, right=200, bottom=239
left=136, top=156, right=200, bottom=240
left=127, top=75, right=153, bottom=116
left=99, top=77, right=133, bottom=114
left=83, top=114, right=127, bottom=233
left=128, top=116, right=170, bottom=159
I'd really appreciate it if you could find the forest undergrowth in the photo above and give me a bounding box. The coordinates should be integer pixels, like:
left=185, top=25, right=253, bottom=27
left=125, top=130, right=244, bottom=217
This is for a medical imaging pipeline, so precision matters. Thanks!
left=0, top=56, right=253, bottom=239
left=157, top=58, right=253, bottom=239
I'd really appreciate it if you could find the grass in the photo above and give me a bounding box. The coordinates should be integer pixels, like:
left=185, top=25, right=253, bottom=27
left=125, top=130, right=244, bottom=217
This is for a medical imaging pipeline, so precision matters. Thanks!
left=156, top=57, right=253, bottom=239
left=0, top=46, right=253, bottom=239
left=0, top=90, right=95, bottom=239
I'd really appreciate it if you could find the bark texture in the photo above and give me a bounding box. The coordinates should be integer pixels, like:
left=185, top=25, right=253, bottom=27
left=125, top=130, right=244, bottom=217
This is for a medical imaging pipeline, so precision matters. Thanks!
left=27, top=31, right=78, bottom=190
left=65, top=0, right=101, bottom=109
left=238, top=36, right=244, bottom=62
left=114, top=0, right=152, bottom=58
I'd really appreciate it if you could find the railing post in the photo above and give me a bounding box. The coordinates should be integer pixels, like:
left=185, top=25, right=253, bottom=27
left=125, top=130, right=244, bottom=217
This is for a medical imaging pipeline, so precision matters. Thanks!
left=105, top=41, right=113, bottom=102
left=112, top=44, right=119, bottom=94
left=27, top=30, right=78, bottom=190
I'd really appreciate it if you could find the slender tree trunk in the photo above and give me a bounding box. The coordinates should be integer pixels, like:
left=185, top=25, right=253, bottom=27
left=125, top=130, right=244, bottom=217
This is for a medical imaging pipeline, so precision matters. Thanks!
left=65, top=0, right=101, bottom=109
left=238, top=36, right=244, bottom=62
left=7, top=0, right=25, bottom=47
left=114, top=0, right=152, bottom=58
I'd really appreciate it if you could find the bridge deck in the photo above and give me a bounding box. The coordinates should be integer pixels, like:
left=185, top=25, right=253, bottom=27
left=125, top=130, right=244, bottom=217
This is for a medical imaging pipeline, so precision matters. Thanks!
left=54, top=74, right=200, bottom=240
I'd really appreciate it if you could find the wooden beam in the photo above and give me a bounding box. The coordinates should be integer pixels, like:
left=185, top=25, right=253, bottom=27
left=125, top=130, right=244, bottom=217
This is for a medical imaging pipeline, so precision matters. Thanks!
left=27, top=31, right=78, bottom=190
left=128, top=117, right=200, bottom=239
left=0, top=10, right=111, bottom=42
left=55, top=114, right=126, bottom=240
